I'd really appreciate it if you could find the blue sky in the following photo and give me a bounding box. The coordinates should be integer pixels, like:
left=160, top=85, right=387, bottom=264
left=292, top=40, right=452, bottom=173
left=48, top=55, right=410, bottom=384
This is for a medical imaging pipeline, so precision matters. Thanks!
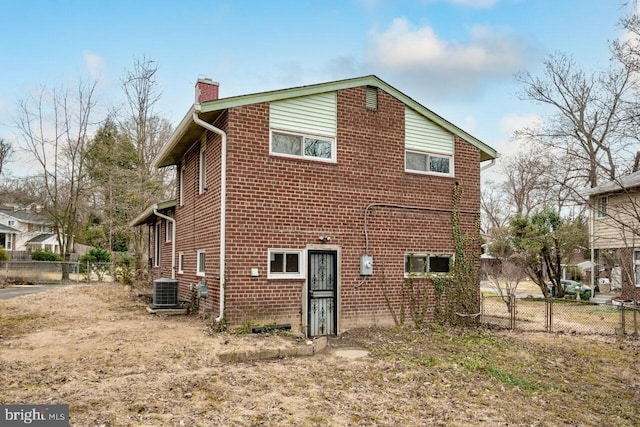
left=0, top=0, right=631, bottom=179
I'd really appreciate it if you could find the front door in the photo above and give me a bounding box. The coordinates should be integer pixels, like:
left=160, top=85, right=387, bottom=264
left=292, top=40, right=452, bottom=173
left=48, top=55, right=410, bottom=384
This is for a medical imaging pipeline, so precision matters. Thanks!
left=307, top=250, right=337, bottom=337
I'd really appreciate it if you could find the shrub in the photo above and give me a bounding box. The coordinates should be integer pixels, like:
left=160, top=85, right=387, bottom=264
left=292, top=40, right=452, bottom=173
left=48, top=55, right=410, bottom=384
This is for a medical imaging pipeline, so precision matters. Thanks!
left=79, top=248, right=112, bottom=281
left=0, top=246, right=8, bottom=261
left=31, top=249, right=62, bottom=261
left=114, top=252, right=135, bottom=285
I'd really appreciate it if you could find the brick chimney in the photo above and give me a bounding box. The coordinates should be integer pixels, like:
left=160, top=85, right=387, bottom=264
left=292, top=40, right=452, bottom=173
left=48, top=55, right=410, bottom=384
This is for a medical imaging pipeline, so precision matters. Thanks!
left=195, top=78, right=219, bottom=103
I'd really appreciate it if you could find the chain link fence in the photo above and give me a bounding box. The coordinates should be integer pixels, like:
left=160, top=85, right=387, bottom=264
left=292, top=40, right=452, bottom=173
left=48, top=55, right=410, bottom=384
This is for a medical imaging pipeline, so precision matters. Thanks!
left=0, top=261, right=117, bottom=284
left=481, top=294, right=639, bottom=337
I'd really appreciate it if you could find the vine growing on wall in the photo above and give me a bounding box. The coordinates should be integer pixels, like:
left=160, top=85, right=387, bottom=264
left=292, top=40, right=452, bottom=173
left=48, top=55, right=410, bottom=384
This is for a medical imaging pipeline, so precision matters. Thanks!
left=440, top=183, right=481, bottom=326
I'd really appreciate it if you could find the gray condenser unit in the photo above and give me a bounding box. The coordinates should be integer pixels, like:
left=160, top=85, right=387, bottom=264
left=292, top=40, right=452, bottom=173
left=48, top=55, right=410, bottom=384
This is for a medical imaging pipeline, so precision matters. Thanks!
left=153, top=278, right=179, bottom=308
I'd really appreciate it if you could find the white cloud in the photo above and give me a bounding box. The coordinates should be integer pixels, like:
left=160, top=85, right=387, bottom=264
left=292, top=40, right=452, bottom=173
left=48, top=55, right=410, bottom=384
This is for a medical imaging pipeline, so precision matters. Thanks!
left=463, top=115, right=477, bottom=133
left=367, top=18, right=532, bottom=99
left=370, top=18, right=525, bottom=73
left=497, top=113, right=542, bottom=156
left=83, top=52, right=105, bottom=80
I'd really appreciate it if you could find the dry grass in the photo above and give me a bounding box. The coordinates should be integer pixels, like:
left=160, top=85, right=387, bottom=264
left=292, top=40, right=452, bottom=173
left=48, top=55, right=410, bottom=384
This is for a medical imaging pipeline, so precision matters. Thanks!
left=1, top=283, right=639, bottom=426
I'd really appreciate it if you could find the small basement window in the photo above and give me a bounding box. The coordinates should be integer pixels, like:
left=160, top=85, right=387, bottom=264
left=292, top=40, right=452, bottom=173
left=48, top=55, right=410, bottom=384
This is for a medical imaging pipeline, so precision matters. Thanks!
left=268, top=249, right=303, bottom=279
left=405, top=253, right=451, bottom=275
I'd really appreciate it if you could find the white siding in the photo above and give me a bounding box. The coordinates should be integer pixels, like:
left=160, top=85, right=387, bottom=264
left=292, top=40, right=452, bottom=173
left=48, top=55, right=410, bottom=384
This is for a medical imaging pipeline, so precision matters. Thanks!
left=405, top=107, right=454, bottom=155
left=270, top=92, right=337, bottom=137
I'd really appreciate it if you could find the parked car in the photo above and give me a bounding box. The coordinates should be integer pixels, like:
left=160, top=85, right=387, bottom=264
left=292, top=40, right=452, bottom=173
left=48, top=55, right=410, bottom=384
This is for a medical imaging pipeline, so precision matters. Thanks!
left=548, top=280, right=592, bottom=300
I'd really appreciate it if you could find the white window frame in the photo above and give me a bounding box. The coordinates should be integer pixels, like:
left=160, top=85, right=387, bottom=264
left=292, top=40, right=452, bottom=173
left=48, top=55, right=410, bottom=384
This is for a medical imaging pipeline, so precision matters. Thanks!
left=7, top=220, right=14, bottom=226
left=404, top=253, right=452, bottom=277
left=154, top=223, right=161, bottom=267
left=199, top=143, right=207, bottom=194
left=270, top=129, right=336, bottom=163
left=178, top=252, right=184, bottom=274
left=5, top=235, right=12, bottom=250
left=405, top=150, right=453, bottom=176
left=165, top=220, right=173, bottom=243
left=196, top=250, right=206, bottom=277
left=596, top=196, right=608, bottom=219
left=268, top=249, right=304, bottom=279
left=179, top=163, right=184, bottom=206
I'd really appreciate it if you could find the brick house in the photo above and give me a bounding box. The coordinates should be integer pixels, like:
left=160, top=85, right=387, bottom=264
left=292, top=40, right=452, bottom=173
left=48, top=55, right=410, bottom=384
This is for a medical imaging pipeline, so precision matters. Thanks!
left=131, top=75, right=497, bottom=336
left=589, top=171, right=640, bottom=300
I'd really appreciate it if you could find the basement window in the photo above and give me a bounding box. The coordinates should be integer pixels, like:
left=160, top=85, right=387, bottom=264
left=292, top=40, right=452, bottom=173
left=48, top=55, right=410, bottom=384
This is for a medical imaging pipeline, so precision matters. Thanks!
left=268, top=249, right=303, bottom=279
left=405, top=253, right=451, bottom=276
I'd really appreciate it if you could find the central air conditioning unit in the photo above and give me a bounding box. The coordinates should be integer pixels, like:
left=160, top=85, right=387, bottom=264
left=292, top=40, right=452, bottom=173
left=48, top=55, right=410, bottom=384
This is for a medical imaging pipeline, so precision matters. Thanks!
left=152, top=278, right=179, bottom=308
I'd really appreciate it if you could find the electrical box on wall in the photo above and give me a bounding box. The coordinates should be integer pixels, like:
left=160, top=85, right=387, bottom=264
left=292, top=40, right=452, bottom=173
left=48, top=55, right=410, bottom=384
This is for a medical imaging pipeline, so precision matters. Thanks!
left=360, top=255, right=373, bottom=276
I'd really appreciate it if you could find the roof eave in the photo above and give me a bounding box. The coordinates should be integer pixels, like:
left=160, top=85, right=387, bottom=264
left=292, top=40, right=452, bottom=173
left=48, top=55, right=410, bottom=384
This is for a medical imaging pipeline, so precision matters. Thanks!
left=129, top=200, right=176, bottom=227
left=155, top=75, right=498, bottom=167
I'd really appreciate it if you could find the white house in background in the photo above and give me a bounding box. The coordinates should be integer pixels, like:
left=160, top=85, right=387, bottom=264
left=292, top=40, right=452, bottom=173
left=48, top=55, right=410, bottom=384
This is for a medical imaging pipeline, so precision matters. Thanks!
left=0, top=209, right=58, bottom=253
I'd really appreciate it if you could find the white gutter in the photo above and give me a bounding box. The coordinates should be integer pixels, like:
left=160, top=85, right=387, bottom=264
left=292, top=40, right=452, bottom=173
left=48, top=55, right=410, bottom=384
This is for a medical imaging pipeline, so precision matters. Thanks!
left=480, top=158, right=497, bottom=171
left=192, top=105, right=227, bottom=322
left=153, top=206, right=176, bottom=280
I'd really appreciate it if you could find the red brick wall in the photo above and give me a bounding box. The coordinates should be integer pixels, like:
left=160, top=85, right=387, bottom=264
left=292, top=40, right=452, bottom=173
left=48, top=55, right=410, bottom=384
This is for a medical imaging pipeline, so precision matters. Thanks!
left=164, top=86, right=481, bottom=332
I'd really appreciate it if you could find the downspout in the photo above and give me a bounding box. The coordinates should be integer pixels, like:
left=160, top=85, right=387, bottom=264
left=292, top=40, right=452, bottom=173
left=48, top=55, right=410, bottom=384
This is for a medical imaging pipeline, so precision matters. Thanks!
left=153, top=206, right=176, bottom=280
left=192, top=105, right=226, bottom=322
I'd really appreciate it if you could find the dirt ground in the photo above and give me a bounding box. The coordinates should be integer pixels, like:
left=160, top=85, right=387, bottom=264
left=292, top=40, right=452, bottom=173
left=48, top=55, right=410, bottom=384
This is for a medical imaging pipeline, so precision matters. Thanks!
left=1, top=283, right=639, bottom=426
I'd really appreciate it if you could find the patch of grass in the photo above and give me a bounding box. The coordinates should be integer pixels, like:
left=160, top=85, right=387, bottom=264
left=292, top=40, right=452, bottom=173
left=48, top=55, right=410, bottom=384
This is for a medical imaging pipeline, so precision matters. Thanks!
left=0, top=314, right=42, bottom=338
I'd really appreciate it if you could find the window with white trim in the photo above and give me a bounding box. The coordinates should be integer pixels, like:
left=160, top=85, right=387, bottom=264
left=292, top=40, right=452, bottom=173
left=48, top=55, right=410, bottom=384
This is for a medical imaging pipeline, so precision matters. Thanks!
left=596, top=196, right=608, bottom=218
left=270, top=130, right=335, bottom=162
left=154, top=223, right=161, bottom=267
left=405, top=150, right=452, bottom=175
left=197, top=250, right=206, bottom=276
left=268, top=249, right=303, bottom=279
left=405, top=253, right=451, bottom=275
left=179, top=164, right=184, bottom=206
left=165, top=220, right=173, bottom=243
left=7, top=220, right=14, bottom=226
left=199, top=144, right=206, bottom=194
left=178, top=252, right=184, bottom=274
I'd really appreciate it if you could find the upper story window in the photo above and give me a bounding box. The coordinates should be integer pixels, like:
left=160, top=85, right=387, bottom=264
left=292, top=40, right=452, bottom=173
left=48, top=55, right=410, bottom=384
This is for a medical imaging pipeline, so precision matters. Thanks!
left=405, top=150, right=451, bottom=175
left=269, top=92, right=337, bottom=163
left=199, top=143, right=206, bottom=194
left=405, top=253, right=451, bottom=276
left=7, top=220, right=14, bottom=226
left=405, top=107, right=454, bottom=177
left=270, top=130, right=335, bottom=162
left=596, top=196, right=608, bottom=218
left=179, top=163, right=184, bottom=206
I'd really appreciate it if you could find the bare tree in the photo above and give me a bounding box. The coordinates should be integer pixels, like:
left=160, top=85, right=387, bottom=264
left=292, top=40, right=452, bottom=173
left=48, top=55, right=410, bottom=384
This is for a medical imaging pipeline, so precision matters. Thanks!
left=515, top=53, right=634, bottom=189
left=14, top=81, right=98, bottom=278
left=480, top=180, right=509, bottom=232
left=119, top=57, right=173, bottom=277
left=0, top=138, right=12, bottom=177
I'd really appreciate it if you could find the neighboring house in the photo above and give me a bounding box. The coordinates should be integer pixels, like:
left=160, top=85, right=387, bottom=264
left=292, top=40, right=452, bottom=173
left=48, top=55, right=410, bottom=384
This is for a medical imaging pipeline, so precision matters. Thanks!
left=132, top=75, right=498, bottom=337
left=589, top=170, right=640, bottom=300
left=0, top=208, right=58, bottom=253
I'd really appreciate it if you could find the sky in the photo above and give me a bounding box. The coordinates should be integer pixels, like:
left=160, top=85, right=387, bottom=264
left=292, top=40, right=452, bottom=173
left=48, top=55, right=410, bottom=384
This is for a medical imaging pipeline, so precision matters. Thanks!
left=0, top=0, right=632, bottom=181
